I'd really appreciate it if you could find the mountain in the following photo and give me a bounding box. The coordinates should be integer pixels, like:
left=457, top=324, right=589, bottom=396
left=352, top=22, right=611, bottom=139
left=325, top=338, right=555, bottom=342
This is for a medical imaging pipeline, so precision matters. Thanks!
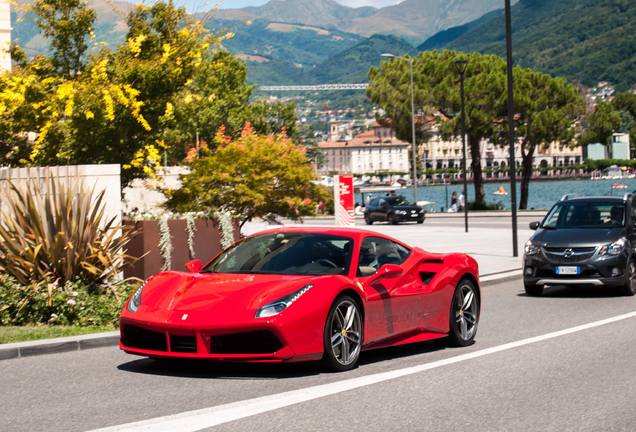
left=206, top=18, right=364, bottom=68
left=417, top=9, right=503, bottom=52
left=446, top=0, right=636, bottom=91
left=243, top=33, right=416, bottom=87
left=328, top=0, right=518, bottom=45
left=310, top=34, right=416, bottom=84
left=219, top=0, right=376, bottom=28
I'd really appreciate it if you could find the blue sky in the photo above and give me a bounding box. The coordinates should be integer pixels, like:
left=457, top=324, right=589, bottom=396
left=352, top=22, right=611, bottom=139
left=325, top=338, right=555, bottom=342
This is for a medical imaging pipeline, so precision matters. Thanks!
left=219, top=0, right=402, bottom=9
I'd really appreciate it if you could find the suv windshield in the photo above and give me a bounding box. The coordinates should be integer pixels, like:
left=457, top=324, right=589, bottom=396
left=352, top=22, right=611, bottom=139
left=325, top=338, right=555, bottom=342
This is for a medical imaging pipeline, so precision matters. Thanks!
left=542, top=201, right=626, bottom=229
left=201, top=232, right=354, bottom=275
left=385, top=197, right=413, bottom=206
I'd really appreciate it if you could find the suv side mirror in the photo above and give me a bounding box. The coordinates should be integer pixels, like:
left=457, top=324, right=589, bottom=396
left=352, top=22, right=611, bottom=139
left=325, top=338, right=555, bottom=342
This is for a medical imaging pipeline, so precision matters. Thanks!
left=185, top=260, right=202, bottom=273
left=529, top=221, right=540, bottom=230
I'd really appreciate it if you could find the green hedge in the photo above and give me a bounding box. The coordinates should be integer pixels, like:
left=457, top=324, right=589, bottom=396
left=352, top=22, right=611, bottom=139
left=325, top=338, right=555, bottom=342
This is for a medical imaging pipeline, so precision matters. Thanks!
left=0, top=276, right=139, bottom=327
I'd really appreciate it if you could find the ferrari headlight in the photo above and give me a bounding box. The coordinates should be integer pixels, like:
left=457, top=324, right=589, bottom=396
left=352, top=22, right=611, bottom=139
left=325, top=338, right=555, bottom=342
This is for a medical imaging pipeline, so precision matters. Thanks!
left=255, top=284, right=314, bottom=318
left=600, top=237, right=626, bottom=256
left=127, top=281, right=147, bottom=313
left=524, top=241, right=540, bottom=256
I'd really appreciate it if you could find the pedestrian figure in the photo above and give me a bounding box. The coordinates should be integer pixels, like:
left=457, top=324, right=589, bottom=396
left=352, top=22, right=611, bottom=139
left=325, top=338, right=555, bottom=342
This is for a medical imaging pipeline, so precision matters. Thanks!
left=450, top=191, right=458, bottom=212
left=459, top=191, right=465, bottom=211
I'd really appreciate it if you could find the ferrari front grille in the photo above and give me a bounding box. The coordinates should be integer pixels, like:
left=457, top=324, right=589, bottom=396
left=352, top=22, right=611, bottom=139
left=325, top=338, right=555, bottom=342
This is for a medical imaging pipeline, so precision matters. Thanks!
left=169, top=334, right=197, bottom=353
left=209, top=330, right=284, bottom=354
left=123, top=325, right=168, bottom=352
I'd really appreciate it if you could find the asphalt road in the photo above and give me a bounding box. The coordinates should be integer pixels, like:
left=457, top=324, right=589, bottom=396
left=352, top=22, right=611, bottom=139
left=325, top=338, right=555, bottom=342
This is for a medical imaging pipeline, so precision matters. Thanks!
left=2, top=279, right=636, bottom=432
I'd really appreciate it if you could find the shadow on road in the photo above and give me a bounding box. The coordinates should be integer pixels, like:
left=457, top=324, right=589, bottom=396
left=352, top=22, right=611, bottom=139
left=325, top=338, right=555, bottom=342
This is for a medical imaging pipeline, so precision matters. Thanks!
left=116, top=340, right=446, bottom=379
left=518, top=285, right=624, bottom=298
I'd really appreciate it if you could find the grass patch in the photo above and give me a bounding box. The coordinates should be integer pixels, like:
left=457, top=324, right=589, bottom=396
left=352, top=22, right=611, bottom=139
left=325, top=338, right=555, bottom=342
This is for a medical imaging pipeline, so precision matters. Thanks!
left=0, top=325, right=116, bottom=344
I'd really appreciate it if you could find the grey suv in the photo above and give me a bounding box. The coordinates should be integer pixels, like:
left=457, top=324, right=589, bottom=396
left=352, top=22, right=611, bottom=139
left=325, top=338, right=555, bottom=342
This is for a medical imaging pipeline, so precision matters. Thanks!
left=523, top=194, right=636, bottom=296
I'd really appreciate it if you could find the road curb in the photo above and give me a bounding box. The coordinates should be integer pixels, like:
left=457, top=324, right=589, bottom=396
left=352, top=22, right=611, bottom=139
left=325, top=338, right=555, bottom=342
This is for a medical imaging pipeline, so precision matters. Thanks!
left=0, top=271, right=522, bottom=361
left=0, top=331, right=120, bottom=361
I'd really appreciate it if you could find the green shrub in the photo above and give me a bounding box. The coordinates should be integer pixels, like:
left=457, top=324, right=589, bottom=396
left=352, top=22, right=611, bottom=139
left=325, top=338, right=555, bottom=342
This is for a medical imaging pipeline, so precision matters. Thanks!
left=0, top=174, right=141, bottom=286
left=0, top=275, right=139, bottom=327
left=468, top=200, right=502, bottom=211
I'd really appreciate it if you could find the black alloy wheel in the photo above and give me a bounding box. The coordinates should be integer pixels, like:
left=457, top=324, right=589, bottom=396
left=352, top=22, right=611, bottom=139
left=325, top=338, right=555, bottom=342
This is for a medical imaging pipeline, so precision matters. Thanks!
left=524, top=282, right=544, bottom=297
left=619, top=259, right=636, bottom=296
left=445, top=279, right=479, bottom=347
left=321, top=295, right=363, bottom=372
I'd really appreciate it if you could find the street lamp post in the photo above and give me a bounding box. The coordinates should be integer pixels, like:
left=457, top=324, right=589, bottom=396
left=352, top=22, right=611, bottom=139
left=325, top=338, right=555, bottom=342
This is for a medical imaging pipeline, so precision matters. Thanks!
left=505, top=0, right=518, bottom=257
left=381, top=53, right=418, bottom=203
left=453, top=59, right=469, bottom=233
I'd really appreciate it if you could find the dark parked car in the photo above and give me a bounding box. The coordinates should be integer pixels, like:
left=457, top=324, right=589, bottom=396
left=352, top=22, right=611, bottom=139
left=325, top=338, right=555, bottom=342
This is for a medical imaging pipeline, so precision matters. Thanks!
left=364, top=196, right=425, bottom=225
left=523, top=193, right=636, bottom=296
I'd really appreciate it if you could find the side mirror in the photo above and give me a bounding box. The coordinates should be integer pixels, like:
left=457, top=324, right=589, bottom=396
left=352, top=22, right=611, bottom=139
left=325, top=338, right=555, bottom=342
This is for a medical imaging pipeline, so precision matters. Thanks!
left=529, top=221, right=540, bottom=230
left=369, top=264, right=403, bottom=285
left=185, top=260, right=202, bottom=273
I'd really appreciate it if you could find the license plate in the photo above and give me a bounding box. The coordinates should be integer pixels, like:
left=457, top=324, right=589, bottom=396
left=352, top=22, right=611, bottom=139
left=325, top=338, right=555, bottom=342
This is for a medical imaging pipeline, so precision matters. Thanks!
left=556, top=266, right=579, bottom=275
left=411, top=214, right=418, bottom=217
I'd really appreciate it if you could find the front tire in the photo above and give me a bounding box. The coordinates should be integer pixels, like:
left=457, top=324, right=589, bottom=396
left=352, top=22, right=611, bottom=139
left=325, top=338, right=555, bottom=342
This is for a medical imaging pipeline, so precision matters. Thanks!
left=364, top=215, right=373, bottom=225
left=321, top=296, right=363, bottom=372
left=446, top=279, right=479, bottom=347
left=524, top=282, right=543, bottom=297
left=619, top=259, right=636, bottom=296
left=388, top=214, right=398, bottom=225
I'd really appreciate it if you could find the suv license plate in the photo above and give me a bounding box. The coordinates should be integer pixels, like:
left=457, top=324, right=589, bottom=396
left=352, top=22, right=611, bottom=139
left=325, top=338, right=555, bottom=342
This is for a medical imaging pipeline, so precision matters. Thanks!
left=556, top=266, right=580, bottom=275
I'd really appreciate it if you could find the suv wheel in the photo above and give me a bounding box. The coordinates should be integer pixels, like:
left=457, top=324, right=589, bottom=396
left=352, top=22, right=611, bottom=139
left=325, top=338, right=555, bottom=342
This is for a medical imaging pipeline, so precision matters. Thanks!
left=364, top=215, right=373, bottom=225
left=619, top=259, right=636, bottom=296
left=524, top=282, right=543, bottom=297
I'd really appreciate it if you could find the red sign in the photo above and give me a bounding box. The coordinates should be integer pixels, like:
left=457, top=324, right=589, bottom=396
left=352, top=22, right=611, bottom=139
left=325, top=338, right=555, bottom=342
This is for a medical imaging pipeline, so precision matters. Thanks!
left=334, top=175, right=355, bottom=227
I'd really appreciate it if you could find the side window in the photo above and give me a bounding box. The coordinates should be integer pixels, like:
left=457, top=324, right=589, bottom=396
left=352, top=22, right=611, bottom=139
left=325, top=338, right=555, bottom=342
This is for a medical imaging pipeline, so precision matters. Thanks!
left=357, top=237, right=402, bottom=276
left=379, top=199, right=386, bottom=206
left=369, top=199, right=378, bottom=207
left=393, top=242, right=412, bottom=262
left=631, top=204, right=636, bottom=226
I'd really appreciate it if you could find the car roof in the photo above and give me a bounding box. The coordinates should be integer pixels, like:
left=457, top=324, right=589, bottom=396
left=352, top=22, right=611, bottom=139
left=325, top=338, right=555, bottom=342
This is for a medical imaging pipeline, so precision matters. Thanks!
left=245, top=226, right=407, bottom=245
left=560, top=195, right=627, bottom=203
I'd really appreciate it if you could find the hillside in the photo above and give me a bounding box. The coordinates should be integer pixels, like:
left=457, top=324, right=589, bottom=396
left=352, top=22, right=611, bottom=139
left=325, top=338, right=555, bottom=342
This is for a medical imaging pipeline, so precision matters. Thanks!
left=240, top=0, right=376, bottom=27
left=206, top=18, right=363, bottom=68
left=417, top=9, right=502, bottom=52
left=329, top=0, right=518, bottom=44
left=446, top=0, right=636, bottom=91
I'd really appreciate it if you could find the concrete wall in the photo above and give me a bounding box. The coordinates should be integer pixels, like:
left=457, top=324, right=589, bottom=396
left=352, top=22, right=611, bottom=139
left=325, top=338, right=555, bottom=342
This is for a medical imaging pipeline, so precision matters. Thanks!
left=122, top=166, right=188, bottom=213
left=0, top=164, right=122, bottom=224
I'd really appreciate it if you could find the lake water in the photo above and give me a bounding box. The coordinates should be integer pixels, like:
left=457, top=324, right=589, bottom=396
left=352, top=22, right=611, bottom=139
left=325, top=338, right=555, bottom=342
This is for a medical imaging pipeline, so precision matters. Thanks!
left=355, top=179, right=636, bottom=212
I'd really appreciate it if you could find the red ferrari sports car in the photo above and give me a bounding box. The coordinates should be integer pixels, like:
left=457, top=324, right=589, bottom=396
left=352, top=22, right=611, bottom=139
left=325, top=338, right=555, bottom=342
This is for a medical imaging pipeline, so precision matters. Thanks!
left=119, top=227, right=480, bottom=371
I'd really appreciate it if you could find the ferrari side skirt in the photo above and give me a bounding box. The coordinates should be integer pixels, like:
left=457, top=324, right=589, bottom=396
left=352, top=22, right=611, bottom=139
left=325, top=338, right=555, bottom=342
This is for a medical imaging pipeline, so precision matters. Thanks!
left=362, top=329, right=447, bottom=351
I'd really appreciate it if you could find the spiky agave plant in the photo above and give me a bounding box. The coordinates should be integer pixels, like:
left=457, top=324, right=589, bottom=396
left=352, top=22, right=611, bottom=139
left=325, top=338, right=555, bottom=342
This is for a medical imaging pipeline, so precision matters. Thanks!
left=0, top=174, right=140, bottom=288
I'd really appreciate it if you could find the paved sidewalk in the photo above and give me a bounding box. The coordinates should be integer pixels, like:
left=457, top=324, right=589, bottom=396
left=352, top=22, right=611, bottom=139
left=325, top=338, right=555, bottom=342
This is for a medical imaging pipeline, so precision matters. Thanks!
left=1, top=212, right=542, bottom=361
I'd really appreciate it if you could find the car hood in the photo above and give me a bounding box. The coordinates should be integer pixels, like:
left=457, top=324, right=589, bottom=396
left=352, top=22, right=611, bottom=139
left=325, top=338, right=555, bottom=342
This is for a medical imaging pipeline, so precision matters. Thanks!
left=532, top=227, right=623, bottom=247
left=134, top=271, right=315, bottom=325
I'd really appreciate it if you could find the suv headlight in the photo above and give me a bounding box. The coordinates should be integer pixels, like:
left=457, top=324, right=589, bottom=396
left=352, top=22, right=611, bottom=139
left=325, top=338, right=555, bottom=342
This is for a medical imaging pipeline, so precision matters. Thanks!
left=599, top=237, right=626, bottom=256
left=255, top=284, right=314, bottom=318
left=524, top=241, right=540, bottom=256
left=127, top=280, right=148, bottom=313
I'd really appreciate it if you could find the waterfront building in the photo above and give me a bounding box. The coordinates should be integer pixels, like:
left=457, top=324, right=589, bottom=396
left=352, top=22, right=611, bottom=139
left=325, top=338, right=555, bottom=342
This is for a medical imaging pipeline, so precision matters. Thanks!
left=582, top=133, right=631, bottom=161
left=318, top=123, right=410, bottom=181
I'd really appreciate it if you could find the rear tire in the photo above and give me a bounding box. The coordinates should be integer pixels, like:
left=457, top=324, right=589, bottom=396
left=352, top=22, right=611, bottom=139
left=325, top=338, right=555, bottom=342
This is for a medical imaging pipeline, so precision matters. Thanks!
left=524, top=282, right=543, bottom=297
left=445, top=279, right=479, bottom=347
left=321, top=296, right=363, bottom=372
left=619, top=259, right=636, bottom=296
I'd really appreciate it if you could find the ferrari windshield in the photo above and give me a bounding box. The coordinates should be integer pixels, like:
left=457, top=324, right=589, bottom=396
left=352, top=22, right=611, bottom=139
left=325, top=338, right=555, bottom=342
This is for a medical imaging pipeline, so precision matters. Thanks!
left=201, top=232, right=354, bottom=275
left=542, top=201, right=626, bottom=229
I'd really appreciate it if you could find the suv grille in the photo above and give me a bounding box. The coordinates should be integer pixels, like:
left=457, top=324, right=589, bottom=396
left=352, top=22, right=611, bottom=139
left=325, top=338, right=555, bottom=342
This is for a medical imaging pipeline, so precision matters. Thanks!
left=543, top=247, right=596, bottom=263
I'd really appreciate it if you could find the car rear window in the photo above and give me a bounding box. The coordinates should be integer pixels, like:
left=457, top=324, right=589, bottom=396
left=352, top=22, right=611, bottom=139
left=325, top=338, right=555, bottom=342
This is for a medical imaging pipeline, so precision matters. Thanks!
left=542, top=201, right=626, bottom=228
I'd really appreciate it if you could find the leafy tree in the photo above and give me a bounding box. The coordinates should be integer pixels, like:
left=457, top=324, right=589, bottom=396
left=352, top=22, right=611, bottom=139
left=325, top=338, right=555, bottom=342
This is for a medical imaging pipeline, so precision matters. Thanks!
left=493, top=69, right=585, bottom=209
left=164, top=125, right=328, bottom=227
left=613, top=92, right=636, bottom=157
left=579, top=101, right=621, bottom=147
left=28, top=0, right=96, bottom=77
left=368, top=50, right=508, bottom=205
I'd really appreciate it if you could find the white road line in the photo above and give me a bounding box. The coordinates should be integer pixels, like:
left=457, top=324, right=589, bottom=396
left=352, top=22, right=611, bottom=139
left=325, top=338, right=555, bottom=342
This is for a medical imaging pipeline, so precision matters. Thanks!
left=90, top=310, right=636, bottom=432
